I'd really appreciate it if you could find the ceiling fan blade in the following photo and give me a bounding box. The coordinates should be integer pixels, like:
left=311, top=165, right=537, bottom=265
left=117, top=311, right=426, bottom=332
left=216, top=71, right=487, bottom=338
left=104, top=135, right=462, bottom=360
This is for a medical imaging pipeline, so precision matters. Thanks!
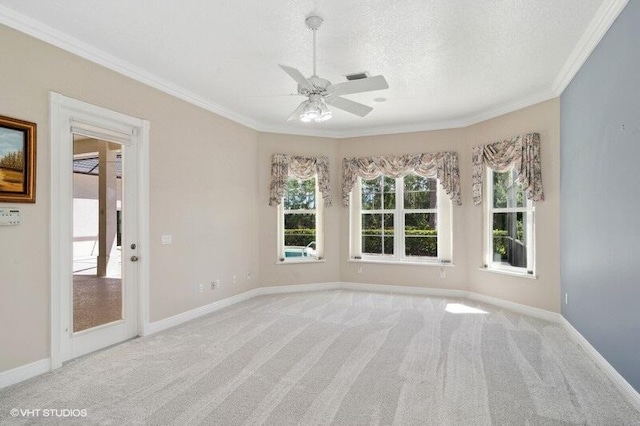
left=278, top=64, right=314, bottom=92
left=245, top=93, right=301, bottom=98
left=327, top=96, right=373, bottom=117
left=287, top=100, right=308, bottom=121
left=329, top=75, right=389, bottom=96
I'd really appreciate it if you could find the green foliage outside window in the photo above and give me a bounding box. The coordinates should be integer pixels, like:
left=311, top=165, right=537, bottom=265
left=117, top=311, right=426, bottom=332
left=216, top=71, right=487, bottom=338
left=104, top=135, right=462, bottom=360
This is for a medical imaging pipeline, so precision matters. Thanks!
left=284, top=228, right=316, bottom=246
left=360, top=174, right=439, bottom=257
left=493, top=169, right=524, bottom=208
left=361, top=176, right=395, bottom=210
left=492, top=230, right=509, bottom=256
left=492, top=169, right=527, bottom=267
left=284, top=177, right=316, bottom=247
left=361, top=228, right=438, bottom=257
left=284, top=177, right=316, bottom=210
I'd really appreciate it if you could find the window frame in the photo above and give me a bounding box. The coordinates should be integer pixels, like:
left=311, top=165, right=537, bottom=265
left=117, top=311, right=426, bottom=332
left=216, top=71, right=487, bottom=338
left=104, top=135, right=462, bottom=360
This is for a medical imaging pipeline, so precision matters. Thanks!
left=360, top=175, right=396, bottom=257
left=484, top=165, right=535, bottom=275
left=349, top=174, right=452, bottom=264
left=277, top=174, right=324, bottom=263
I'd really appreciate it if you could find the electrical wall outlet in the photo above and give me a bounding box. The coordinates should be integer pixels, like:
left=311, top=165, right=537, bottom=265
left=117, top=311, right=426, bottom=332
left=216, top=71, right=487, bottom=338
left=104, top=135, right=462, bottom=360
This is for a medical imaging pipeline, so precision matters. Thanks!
left=232, top=275, right=237, bottom=284
left=211, top=280, right=220, bottom=290
left=198, top=283, right=204, bottom=293
left=357, top=266, right=363, bottom=274
left=246, top=272, right=252, bottom=281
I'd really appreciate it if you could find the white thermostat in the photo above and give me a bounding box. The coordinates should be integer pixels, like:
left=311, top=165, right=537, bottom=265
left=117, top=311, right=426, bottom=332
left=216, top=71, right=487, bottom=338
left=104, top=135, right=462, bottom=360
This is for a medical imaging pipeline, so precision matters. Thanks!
left=0, top=207, right=21, bottom=225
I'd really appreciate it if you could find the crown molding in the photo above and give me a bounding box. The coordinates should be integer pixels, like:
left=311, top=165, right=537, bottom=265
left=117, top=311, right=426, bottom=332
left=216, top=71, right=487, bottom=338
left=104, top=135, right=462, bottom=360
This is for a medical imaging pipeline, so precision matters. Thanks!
left=552, top=0, right=629, bottom=95
left=0, top=2, right=627, bottom=139
left=255, top=89, right=558, bottom=139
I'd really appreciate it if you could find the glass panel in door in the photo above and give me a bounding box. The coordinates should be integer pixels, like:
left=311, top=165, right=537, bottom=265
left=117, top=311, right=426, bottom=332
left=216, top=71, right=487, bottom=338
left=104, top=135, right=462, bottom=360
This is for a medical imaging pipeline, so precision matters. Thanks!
left=72, top=137, right=123, bottom=332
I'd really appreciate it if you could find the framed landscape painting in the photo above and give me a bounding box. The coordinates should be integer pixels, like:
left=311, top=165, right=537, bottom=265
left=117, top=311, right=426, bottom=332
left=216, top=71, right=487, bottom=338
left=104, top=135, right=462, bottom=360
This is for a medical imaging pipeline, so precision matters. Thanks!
left=0, top=115, right=36, bottom=203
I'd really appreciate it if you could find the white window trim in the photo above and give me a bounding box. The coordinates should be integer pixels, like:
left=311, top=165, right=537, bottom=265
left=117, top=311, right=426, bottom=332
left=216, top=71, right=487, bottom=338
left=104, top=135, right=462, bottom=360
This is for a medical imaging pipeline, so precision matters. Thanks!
left=349, top=175, right=452, bottom=264
left=277, top=174, right=324, bottom=263
left=484, top=166, right=536, bottom=276
left=348, top=259, right=455, bottom=267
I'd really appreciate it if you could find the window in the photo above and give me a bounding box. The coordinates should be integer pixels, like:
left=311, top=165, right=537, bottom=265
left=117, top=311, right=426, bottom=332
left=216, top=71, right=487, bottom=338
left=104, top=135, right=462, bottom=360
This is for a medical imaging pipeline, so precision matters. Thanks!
left=277, top=175, right=323, bottom=262
left=350, top=173, right=452, bottom=262
left=485, top=166, right=535, bottom=274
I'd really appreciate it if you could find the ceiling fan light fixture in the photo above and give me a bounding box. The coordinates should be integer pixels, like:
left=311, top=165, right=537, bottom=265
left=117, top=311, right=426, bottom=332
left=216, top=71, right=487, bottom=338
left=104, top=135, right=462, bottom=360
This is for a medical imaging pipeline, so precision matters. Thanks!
left=299, top=97, right=332, bottom=123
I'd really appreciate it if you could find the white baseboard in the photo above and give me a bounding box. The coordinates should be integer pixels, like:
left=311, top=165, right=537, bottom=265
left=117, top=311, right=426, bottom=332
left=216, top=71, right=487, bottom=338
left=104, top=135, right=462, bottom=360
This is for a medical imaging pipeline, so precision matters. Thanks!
left=143, top=288, right=261, bottom=335
left=341, top=282, right=560, bottom=323
left=341, top=282, right=466, bottom=299
left=255, top=282, right=341, bottom=296
left=143, top=281, right=558, bottom=336
left=143, top=282, right=341, bottom=336
left=465, top=290, right=560, bottom=323
left=560, top=316, right=640, bottom=412
left=0, top=358, right=51, bottom=390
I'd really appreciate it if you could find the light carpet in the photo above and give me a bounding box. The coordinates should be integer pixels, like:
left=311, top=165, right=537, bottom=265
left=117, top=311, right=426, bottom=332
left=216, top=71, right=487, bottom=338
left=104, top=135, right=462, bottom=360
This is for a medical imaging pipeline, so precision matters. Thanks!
left=1, top=290, right=639, bottom=425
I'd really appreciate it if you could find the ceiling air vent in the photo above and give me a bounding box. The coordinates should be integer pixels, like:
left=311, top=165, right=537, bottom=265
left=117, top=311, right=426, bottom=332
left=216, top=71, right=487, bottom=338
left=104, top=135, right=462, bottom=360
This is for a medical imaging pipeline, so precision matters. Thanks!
left=345, top=72, right=369, bottom=81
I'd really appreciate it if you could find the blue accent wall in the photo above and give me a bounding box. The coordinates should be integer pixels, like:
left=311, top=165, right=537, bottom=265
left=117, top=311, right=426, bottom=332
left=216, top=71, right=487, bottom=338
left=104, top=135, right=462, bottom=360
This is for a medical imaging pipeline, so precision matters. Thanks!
left=561, top=1, right=640, bottom=392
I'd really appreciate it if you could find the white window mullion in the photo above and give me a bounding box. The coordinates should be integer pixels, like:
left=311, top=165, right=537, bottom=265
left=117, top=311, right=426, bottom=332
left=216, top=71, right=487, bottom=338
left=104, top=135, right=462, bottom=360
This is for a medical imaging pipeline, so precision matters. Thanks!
left=396, top=176, right=404, bottom=260
left=315, top=177, right=324, bottom=259
left=277, top=203, right=286, bottom=261
left=492, top=207, right=528, bottom=213
left=526, top=201, right=535, bottom=274
left=351, top=178, right=362, bottom=258
left=485, top=166, right=494, bottom=267
left=436, top=181, right=452, bottom=262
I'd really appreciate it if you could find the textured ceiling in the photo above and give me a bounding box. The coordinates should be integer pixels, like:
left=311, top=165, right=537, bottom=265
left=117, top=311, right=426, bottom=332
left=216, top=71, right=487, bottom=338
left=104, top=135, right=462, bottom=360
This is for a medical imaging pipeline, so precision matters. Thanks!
left=0, top=0, right=619, bottom=137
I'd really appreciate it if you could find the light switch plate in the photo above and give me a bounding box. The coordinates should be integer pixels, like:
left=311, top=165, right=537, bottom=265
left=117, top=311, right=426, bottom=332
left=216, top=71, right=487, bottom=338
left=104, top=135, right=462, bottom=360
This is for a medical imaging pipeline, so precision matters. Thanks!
left=161, top=234, right=172, bottom=245
left=0, top=207, right=20, bottom=225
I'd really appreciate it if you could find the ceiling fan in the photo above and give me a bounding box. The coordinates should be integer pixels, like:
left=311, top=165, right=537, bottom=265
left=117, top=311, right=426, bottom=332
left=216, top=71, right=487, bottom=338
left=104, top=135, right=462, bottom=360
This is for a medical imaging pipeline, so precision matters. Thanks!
left=279, top=15, right=389, bottom=123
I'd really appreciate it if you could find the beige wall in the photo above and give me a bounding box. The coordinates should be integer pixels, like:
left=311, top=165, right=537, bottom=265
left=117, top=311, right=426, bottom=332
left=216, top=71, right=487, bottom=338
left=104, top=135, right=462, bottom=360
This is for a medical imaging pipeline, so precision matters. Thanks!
left=465, top=98, right=560, bottom=312
left=0, top=25, right=260, bottom=372
left=0, top=22, right=560, bottom=376
left=336, top=98, right=560, bottom=312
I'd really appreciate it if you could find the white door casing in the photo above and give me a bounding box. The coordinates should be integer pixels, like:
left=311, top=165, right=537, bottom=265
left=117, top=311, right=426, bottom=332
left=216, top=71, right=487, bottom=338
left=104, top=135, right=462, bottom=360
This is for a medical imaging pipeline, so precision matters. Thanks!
left=50, top=93, right=150, bottom=368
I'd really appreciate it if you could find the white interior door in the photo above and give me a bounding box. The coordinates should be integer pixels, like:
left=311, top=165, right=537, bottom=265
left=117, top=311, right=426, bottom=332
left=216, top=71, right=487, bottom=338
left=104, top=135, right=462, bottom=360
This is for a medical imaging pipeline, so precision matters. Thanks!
left=50, top=93, right=149, bottom=366
left=65, top=135, right=138, bottom=360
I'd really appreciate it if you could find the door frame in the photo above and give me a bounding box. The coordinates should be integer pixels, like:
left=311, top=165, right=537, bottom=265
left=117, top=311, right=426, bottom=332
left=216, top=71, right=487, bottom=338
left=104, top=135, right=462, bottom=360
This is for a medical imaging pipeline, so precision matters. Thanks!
left=49, top=92, right=150, bottom=369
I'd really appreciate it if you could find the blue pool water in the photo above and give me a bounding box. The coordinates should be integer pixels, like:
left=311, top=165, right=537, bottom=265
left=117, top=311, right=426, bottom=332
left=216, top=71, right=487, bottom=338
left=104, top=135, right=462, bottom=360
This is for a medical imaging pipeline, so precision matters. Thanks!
left=284, top=243, right=317, bottom=258
left=284, top=247, right=309, bottom=257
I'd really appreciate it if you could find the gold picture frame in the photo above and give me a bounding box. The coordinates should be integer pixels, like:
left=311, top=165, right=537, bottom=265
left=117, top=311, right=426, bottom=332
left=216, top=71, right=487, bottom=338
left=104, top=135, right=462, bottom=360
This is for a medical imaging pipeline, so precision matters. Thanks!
left=0, top=115, right=36, bottom=203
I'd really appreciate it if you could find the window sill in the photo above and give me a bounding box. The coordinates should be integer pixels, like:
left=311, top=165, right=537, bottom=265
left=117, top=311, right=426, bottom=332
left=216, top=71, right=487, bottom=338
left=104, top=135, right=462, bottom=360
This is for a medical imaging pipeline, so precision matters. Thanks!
left=348, top=258, right=454, bottom=268
left=276, top=258, right=326, bottom=265
left=478, top=267, right=537, bottom=279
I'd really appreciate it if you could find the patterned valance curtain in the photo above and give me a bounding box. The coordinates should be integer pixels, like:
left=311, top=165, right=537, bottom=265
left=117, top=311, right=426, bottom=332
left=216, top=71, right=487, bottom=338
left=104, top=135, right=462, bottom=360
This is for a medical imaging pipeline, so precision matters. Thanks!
left=269, top=154, right=332, bottom=207
left=472, top=132, right=544, bottom=205
left=342, top=152, right=461, bottom=206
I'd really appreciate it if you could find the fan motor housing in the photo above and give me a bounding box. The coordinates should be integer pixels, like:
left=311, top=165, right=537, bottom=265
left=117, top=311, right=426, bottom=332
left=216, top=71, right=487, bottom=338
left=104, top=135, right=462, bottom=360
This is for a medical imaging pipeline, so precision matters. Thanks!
left=298, top=75, right=331, bottom=96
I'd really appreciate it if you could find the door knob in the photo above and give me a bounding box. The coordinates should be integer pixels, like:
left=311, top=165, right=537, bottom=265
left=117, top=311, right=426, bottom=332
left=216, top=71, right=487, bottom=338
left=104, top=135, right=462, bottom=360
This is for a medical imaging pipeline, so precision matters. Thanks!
left=130, top=256, right=139, bottom=262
